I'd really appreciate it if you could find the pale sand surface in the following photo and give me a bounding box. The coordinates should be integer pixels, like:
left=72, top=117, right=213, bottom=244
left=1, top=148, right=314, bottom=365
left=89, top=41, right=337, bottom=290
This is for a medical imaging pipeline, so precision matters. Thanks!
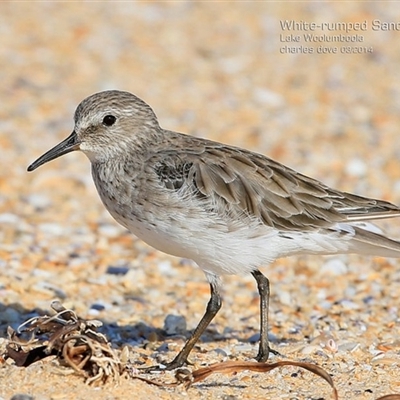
left=1, top=2, right=400, bottom=399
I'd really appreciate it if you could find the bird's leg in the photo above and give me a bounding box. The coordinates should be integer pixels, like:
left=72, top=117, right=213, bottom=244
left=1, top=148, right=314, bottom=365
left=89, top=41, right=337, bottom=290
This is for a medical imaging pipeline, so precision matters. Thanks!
left=251, top=269, right=272, bottom=362
left=142, top=280, right=222, bottom=372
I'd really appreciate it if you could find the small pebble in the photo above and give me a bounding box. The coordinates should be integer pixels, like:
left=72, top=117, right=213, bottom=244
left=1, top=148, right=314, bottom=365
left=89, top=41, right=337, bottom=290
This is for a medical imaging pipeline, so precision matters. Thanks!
left=106, top=265, right=130, bottom=275
left=38, top=222, right=64, bottom=236
left=234, top=343, right=254, bottom=353
left=345, top=158, right=367, bottom=177
left=88, top=308, right=100, bottom=316
left=253, top=88, right=284, bottom=108
left=41, top=282, right=67, bottom=299
left=157, top=260, right=176, bottom=276
left=10, top=395, right=34, bottom=400
left=0, top=213, right=20, bottom=224
left=90, top=303, right=106, bottom=311
left=338, top=342, right=360, bottom=353
left=212, top=347, right=230, bottom=357
left=26, top=193, right=51, bottom=209
left=98, top=223, right=123, bottom=237
left=320, top=257, right=348, bottom=276
left=163, top=314, right=187, bottom=335
left=277, top=290, right=292, bottom=306
left=0, top=307, right=21, bottom=323
left=340, top=299, right=360, bottom=310
left=248, top=333, right=260, bottom=343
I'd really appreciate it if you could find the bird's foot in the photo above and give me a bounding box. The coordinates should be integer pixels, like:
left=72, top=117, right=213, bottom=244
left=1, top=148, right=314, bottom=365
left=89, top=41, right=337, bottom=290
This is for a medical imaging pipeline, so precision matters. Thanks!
left=255, top=345, right=283, bottom=362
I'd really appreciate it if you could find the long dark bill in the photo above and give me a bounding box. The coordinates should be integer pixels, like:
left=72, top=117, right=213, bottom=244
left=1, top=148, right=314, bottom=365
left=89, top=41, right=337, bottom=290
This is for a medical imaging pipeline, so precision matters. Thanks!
left=27, top=131, right=80, bottom=172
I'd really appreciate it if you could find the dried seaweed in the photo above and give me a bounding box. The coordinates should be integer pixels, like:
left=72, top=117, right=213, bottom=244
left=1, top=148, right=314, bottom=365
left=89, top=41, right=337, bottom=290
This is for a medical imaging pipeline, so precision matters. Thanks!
left=5, top=301, right=122, bottom=384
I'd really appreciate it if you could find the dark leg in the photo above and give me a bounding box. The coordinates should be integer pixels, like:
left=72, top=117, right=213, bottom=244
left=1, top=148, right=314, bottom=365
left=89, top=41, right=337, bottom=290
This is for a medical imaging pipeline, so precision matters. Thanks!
left=142, top=279, right=222, bottom=371
left=251, top=269, right=270, bottom=362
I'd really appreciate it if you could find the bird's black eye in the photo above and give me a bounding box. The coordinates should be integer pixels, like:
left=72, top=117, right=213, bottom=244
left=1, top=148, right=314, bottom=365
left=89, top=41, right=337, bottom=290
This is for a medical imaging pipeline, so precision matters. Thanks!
left=102, top=115, right=116, bottom=126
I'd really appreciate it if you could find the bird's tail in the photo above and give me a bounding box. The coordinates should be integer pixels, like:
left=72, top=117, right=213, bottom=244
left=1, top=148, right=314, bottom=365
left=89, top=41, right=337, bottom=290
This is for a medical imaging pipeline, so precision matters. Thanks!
left=348, top=225, right=400, bottom=258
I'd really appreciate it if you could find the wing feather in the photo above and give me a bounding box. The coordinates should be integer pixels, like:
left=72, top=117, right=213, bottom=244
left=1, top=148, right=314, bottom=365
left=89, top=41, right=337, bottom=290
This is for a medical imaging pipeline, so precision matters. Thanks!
left=153, top=138, right=400, bottom=231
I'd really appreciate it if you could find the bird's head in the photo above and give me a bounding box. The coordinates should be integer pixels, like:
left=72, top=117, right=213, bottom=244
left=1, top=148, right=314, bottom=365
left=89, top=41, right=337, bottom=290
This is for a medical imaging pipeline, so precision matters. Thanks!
left=28, top=90, right=160, bottom=171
